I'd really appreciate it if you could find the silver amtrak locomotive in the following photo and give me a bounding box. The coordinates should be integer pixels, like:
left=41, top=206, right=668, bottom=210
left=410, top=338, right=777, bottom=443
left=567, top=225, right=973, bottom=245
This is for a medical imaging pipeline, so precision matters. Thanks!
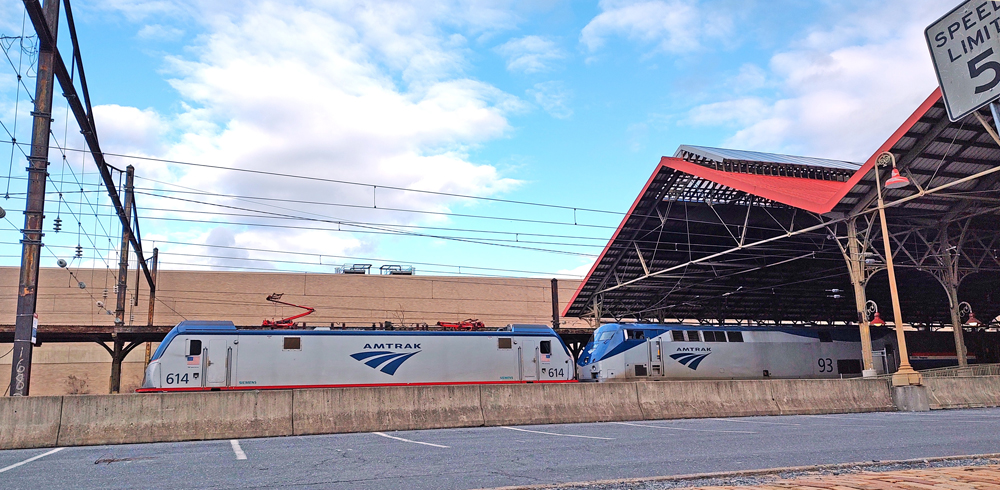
left=577, top=324, right=865, bottom=381
left=139, top=321, right=574, bottom=392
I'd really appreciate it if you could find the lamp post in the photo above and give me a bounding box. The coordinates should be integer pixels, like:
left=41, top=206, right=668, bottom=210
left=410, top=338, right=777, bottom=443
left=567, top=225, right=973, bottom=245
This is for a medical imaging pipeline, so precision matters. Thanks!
left=873, top=152, right=921, bottom=386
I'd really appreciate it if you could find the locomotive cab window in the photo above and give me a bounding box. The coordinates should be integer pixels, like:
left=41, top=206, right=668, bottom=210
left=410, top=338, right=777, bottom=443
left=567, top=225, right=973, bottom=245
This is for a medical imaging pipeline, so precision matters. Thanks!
left=671, top=330, right=685, bottom=342
left=498, top=338, right=512, bottom=349
left=726, top=331, right=744, bottom=342
left=283, top=337, right=301, bottom=350
left=626, top=329, right=645, bottom=340
left=188, top=339, right=202, bottom=356
left=540, top=341, right=551, bottom=354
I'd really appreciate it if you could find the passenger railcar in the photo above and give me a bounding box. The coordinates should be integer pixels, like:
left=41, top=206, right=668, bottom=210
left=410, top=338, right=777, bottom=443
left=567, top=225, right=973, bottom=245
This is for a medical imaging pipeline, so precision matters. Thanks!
left=577, top=323, right=864, bottom=381
left=139, top=321, right=574, bottom=392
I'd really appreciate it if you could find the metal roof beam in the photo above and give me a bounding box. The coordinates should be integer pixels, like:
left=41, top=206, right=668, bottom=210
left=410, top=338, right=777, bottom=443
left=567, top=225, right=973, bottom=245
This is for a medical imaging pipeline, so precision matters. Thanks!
left=850, top=113, right=954, bottom=216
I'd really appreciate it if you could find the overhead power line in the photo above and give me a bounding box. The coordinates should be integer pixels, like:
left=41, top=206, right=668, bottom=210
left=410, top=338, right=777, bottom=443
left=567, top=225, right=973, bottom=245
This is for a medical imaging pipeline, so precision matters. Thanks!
left=2, top=141, right=626, bottom=216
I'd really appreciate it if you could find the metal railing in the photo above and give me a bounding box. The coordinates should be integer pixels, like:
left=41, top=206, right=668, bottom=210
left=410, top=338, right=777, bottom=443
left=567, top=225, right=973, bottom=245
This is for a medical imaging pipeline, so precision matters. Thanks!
left=917, top=363, right=1000, bottom=377
left=871, top=363, right=1000, bottom=380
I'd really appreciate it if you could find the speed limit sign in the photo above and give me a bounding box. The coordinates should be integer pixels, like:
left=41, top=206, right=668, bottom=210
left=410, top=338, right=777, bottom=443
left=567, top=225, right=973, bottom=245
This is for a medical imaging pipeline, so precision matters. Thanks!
left=926, top=1, right=1000, bottom=121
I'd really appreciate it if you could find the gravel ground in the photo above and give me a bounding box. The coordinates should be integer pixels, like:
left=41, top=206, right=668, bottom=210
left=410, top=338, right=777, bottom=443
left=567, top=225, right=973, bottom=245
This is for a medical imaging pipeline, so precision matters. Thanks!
left=546, top=457, right=1000, bottom=490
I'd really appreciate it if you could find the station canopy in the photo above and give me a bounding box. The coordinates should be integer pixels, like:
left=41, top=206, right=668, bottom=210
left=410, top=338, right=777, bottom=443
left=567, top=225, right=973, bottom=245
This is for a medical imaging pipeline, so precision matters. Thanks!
left=564, top=89, right=1000, bottom=327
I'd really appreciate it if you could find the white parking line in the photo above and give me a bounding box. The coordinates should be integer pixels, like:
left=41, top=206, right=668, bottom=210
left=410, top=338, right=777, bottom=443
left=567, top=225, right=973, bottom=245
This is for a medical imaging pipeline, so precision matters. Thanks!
left=804, top=414, right=865, bottom=421
left=230, top=439, right=247, bottom=460
left=799, top=415, right=884, bottom=427
left=373, top=432, right=450, bottom=448
left=614, top=421, right=756, bottom=434
left=710, top=418, right=801, bottom=426
left=502, top=426, right=614, bottom=440
left=0, top=447, right=64, bottom=474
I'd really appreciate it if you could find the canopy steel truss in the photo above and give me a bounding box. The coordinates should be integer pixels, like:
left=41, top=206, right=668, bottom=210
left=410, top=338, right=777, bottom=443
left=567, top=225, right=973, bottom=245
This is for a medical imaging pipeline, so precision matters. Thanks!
left=565, top=90, right=1000, bottom=372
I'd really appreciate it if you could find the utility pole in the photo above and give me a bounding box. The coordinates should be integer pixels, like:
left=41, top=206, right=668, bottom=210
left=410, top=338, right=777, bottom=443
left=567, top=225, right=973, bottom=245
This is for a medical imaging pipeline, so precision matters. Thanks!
left=110, top=165, right=134, bottom=393
left=9, top=0, right=60, bottom=397
left=144, top=247, right=158, bottom=368
left=550, top=278, right=560, bottom=329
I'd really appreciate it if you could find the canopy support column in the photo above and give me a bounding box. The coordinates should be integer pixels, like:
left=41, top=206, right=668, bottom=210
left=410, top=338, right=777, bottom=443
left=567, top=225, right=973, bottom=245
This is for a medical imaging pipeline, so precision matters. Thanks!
left=941, top=233, right=969, bottom=367
left=846, top=218, right=876, bottom=377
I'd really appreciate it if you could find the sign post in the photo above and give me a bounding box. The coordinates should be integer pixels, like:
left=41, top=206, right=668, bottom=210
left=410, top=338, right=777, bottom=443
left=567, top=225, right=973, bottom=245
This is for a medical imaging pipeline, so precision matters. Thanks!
left=926, top=1, right=1000, bottom=122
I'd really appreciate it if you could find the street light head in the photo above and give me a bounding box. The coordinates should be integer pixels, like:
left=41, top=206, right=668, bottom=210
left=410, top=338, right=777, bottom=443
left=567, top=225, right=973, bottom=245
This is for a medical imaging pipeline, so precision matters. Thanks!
left=966, top=312, right=982, bottom=328
left=884, top=168, right=910, bottom=189
left=870, top=311, right=886, bottom=327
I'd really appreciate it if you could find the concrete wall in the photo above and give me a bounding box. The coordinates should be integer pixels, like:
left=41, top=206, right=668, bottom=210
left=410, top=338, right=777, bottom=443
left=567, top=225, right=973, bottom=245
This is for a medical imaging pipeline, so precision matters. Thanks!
left=637, top=380, right=780, bottom=419
left=924, top=376, right=1000, bottom=409
left=0, top=395, right=63, bottom=449
left=481, top=382, right=642, bottom=426
left=293, top=385, right=484, bottom=434
left=0, top=378, right=912, bottom=450
left=57, top=390, right=293, bottom=446
left=769, top=378, right=894, bottom=415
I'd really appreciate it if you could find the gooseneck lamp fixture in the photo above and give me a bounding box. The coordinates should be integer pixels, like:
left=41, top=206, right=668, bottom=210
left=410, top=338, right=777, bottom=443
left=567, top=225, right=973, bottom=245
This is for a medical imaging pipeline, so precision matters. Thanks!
left=959, top=301, right=982, bottom=328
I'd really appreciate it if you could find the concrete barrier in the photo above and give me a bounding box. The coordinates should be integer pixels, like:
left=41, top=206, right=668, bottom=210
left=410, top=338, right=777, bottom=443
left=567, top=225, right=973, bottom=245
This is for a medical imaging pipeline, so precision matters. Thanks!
left=481, top=382, right=642, bottom=426
left=57, top=390, right=293, bottom=446
left=293, top=385, right=484, bottom=435
left=925, top=376, right=1000, bottom=409
left=0, top=377, right=947, bottom=450
left=770, top=378, right=894, bottom=415
left=0, top=396, right=63, bottom=449
left=636, top=380, right=780, bottom=420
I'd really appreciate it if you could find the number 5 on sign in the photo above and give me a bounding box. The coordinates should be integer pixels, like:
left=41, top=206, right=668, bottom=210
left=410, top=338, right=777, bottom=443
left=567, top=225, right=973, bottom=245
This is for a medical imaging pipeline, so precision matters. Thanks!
left=968, top=48, right=1000, bottom=93
left=926, top=0, right=1000, bottom=121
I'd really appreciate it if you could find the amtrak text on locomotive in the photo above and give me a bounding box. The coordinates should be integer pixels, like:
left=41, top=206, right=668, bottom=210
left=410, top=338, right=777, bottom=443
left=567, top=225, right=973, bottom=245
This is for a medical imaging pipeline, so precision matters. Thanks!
left=362, top=343, right=421, bottom=349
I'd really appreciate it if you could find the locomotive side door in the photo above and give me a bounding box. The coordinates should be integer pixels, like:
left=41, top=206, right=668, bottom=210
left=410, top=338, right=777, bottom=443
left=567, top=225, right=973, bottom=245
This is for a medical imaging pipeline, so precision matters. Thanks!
left=649, top=337, right=663, bottom=376
left=518, top=338, right=539, bottom=381
left=204, top=335, right=238, bottom=387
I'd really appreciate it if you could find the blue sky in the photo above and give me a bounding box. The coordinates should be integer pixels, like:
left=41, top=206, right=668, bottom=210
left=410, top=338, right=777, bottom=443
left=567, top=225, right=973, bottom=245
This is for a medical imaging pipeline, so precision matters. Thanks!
left=0, top=0, right=951, bottom=280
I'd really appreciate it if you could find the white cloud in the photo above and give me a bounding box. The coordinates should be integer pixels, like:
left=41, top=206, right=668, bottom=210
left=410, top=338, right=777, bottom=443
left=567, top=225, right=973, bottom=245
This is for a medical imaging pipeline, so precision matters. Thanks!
left=88, top=0, right=528, bottom=267
left=527, top=81, right=572, bottom=119
left=684, top=1, right=943, bottom=161
left=556, top=259, right=595, bottom=279
left=729, top=63, right=767, bottom=92
left=581, top=0, right=733, bottom=55
left=93, top=105, right=167, bottom=155
left=136, top=24, right=184, bottom=41
left=685, top=97, right=769, bottom=127
left=495, top=35, right=564, bottom=74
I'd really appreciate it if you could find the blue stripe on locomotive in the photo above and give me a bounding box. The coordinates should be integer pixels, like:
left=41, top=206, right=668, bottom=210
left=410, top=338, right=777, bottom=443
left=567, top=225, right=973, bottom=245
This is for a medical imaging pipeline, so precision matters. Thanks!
left=577, top=324, right=861, bottom=367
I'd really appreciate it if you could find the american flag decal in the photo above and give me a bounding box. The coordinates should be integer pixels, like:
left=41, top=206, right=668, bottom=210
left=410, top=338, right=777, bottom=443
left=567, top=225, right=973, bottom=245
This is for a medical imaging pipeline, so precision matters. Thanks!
left=541, top=353, right=551, bottom=363
left=187, top=355, right=200, bottom=366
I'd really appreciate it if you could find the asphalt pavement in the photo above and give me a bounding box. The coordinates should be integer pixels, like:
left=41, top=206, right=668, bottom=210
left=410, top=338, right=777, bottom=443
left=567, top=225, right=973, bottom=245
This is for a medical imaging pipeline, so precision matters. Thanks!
left=2, top=408, right=999, bottom=489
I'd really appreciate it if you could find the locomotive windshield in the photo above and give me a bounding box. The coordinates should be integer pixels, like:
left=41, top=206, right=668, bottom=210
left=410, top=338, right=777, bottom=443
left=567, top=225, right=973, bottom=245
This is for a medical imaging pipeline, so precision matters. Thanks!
left=578, top=325, right=625, bottom=366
